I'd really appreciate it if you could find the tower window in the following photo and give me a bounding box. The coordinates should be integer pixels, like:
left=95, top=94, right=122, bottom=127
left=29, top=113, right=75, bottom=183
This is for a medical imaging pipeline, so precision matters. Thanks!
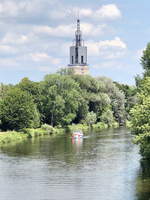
left=72, top=56, right=74, bottom=64
left=81, top=56, right=84, bottom=64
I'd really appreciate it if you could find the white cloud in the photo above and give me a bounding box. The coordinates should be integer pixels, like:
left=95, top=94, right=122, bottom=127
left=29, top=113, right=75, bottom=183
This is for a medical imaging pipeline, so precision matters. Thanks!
left=92, top=61, right=124, bottom=70
left=69, top=4, right=121, bottom=21
left=0, top=44, right=17, bottom=55
left=0, top=0, right=57, bottom=19
left=87, top=37, right=127, bottom=59
left=0, top=0, right=121, bottom=24
left=30, top=52, right=60, bottom=65
left=99, top=37, right=126, bottom=49
left=94, top=4, right=121, bottom=20
left=87, top=41, right=99, bottom=56
left=33, top=24, right=74, bottom=37
left=70, top=7, right=93, bottom=18
left=2, top=33, right=29, bottom=44
left=0, top=1, right=20, bottom=17
left=98, top=37, right=127, bottom=59
left=33, top=23, right=108, bottom=38
left=30, top=53, right=50, bottom=61
left=81, top=23, right=109, bottom=37
left=80, top=8, right=93, bottom=17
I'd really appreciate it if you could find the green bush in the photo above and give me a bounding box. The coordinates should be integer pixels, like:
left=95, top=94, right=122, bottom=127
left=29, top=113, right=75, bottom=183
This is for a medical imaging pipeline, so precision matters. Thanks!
left=0, top=131, right=27, bottom=146
left=133, top=133, right=150, bottom=159
left=92, top=122, right=108, bottom=130
left=41, top=124, right=55, bottom=134
left=67, top=124, right=89, bottom=133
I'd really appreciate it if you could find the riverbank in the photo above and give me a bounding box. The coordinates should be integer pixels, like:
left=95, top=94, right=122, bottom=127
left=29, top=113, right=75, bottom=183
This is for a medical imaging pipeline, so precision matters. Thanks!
left=67, top=122, right=119, bottom=133
left=0, top=124, right=64, bottom=146
left=0, top=122, right=119, bottom=147
left=0, top=131, right=27, bottom=146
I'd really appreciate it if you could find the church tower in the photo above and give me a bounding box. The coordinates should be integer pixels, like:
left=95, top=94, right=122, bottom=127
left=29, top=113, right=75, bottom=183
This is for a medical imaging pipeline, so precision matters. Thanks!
left=68, top=19, right=89, bottom=75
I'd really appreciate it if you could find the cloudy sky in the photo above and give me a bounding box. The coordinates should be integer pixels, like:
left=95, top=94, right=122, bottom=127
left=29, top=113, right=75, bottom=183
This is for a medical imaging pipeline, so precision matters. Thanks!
left=0, top=0, right=149, bottom=85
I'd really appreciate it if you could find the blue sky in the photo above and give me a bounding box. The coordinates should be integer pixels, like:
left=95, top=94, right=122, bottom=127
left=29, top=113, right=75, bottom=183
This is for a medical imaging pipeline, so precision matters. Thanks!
left=0, top=0, right=149, bottom=85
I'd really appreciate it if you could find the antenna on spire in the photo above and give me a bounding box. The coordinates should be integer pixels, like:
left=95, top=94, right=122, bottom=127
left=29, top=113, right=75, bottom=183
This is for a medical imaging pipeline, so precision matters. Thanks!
left=77, top=9, right=80, bottom=20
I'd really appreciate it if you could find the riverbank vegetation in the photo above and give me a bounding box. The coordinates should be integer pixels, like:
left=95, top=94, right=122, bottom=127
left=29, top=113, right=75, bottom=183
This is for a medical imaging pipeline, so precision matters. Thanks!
left=0, top=124, right=64, bottom=146
left=0, top=71, right=136, bottom=145
left=131, top=43, right=150, bottom=159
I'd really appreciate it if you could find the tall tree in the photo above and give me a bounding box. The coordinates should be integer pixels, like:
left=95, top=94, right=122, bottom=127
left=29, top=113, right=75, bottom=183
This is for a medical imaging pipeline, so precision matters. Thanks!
left=40, top=74, right=86, bottom=126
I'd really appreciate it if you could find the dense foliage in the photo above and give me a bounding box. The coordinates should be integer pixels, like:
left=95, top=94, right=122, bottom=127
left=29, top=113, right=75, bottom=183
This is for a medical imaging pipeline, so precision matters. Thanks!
left=0, top=74, right=134, bottom=131
left=131, top=43, right=150, bottom=159
left=141, top=43, right=150, bottom=77
left=0, top=88, right=40, bottom=130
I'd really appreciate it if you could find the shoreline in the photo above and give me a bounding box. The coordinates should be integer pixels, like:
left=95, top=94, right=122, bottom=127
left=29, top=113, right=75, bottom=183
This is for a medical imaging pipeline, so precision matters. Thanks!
left=0, top=122, right=119, bottom=147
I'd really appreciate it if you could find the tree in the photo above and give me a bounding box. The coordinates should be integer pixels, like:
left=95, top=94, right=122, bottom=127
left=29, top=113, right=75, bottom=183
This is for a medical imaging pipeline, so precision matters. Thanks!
left=97, top=77, right=126, bottom=125
left=131, top=77, right=150, bottom=134
left=40, top=74, right=86, bottom=126
left=100, top=109, right=114, bottom=127
left=130, top=77, right=150, bottom=158
left=114, top=82, right=137, bottom=119
left=141, top=43, right=150, bottom=77
left=17, top=77, right=42, bottom=104
left=88, top=92, right=111, bottom=120
left=57, top=68, right=74, bottom=75
left=0, top=83, right=13, bottom=100
left=0, top=88, right=40, bottom=130
left=85, top=111, right=97, bottom=127
left=130, top=41, right=150, bottom=159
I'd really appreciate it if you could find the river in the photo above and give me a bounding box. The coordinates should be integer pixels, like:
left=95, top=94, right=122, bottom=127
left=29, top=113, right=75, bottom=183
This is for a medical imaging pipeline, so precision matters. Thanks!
left=0, top=128, right=150, bottom=200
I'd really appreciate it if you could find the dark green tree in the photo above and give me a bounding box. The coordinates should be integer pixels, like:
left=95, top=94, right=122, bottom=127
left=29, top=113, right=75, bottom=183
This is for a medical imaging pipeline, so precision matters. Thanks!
left=0, top=88, right=40, bottom=130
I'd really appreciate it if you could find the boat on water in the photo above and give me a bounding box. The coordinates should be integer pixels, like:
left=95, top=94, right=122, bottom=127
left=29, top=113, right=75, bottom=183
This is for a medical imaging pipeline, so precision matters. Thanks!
left=72, top=130, right=83, bottom=139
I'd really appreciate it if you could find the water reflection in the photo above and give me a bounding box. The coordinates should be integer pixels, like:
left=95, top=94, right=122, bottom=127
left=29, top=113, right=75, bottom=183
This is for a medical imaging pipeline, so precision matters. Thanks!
left=71, top=137, right=83, bottom=152
left=0, top=128, right=149, bottom=200
left=136, top=160, right=150, bottom=200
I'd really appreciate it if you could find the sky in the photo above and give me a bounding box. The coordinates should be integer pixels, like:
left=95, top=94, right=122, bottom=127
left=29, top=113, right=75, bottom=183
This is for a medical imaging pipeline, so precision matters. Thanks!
left=0, top=0, right=149, bottom=85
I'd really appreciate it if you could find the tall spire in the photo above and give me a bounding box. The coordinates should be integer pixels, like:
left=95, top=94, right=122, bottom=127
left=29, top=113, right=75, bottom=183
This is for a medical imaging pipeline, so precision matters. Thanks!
left=75, top=19, right=82, bottom=47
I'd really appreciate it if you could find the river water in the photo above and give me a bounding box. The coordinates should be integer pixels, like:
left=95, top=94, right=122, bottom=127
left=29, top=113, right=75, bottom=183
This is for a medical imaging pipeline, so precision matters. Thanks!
left=0, top=128, right=150, bottom=200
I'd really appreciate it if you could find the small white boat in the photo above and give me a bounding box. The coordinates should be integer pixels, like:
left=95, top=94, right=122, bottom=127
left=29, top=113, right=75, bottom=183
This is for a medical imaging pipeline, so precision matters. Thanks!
left=72, top=130, right=83, bottom=139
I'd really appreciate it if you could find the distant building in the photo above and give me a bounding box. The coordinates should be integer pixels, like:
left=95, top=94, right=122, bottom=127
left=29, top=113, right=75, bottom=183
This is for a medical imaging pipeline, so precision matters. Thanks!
left=68, top=19, right=89, bottom=75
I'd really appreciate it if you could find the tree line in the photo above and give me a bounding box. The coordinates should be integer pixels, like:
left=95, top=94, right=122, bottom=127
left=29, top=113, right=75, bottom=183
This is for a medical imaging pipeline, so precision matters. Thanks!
left=0, top=73, right=136, bottom=131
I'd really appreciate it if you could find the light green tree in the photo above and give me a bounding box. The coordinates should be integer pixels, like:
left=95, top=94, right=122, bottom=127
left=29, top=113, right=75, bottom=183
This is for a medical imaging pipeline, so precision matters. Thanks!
left=130, top=77, right=150, bottom=158
left=131, top=77, right=150, bottom=134
left=100, top=109, right=114, bottom=127
left=85, top=111, right=97, bottom=127
left=41, top=74, right=86, bottom=126
left=141, top=43, right=150, bottom=77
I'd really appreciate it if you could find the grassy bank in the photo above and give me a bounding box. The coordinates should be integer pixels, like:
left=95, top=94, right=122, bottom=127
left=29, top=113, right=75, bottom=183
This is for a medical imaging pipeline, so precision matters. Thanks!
left=22, top=124, right=64, bottom=138
left=0, top=124, right=64, bottom=147
left=67, top=121, right=119, bottom=133
left=0, top=122, right=119, bottom=147
left=0, top=131, right=27, bottom=146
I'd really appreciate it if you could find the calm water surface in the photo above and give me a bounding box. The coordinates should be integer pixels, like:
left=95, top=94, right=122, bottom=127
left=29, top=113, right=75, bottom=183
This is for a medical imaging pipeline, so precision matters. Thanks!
left=0, top=128, right=150, bottom=200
